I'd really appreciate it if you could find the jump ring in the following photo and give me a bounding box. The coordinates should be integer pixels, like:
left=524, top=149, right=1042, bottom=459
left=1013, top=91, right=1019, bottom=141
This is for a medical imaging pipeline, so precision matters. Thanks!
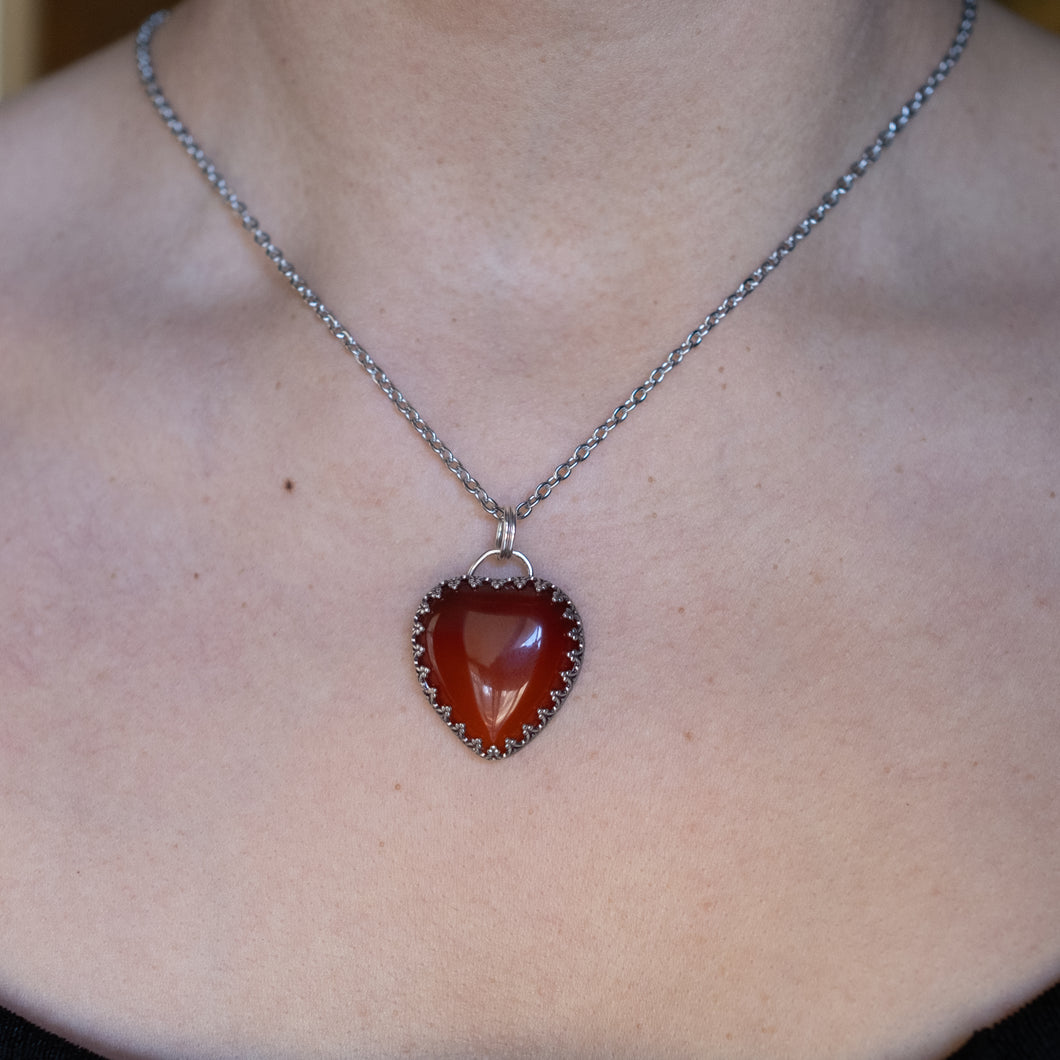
left=494, top=506, right=517, bottom=559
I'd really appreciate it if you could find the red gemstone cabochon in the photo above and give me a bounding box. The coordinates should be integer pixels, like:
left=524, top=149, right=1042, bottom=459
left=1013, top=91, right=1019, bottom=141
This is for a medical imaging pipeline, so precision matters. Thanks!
left=413, top=576, right=583, bottom=757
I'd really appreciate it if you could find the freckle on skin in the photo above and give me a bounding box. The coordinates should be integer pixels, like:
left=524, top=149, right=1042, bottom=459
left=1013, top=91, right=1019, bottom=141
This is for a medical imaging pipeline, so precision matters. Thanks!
left=284, top=479, right=295, bottom=492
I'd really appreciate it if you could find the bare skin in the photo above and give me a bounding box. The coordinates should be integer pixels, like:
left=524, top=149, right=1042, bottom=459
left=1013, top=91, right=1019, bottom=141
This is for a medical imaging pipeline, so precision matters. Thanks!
left=1, top=1, right=1058, bottom=1057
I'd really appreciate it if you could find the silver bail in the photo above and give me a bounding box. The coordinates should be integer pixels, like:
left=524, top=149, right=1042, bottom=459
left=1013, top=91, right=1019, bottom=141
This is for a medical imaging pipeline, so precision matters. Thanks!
left=495, top=506, right=517, bottom=559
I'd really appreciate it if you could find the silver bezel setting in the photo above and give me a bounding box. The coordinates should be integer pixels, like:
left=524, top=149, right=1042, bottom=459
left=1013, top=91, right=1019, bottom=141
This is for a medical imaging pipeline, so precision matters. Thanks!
left=412, top=574, right=585, bottom=760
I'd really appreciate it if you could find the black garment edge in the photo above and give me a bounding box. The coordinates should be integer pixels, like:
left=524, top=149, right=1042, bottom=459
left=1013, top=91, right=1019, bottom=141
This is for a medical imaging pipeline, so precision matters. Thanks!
left=0, top=1006, right=105, bottom=1059
left=946, top=980, right=1060, bottom=1059
left=1, top=981, right=1059, bottom=1059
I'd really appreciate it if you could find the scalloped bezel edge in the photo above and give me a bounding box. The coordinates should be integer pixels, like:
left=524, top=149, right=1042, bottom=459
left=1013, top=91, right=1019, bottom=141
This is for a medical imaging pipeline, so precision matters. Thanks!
left=411, top=574, right=585, bottom=760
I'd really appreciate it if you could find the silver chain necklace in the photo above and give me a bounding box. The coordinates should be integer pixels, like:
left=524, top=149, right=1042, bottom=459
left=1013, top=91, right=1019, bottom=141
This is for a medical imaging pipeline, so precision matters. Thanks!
left=136, top=3, right=977, bottom=759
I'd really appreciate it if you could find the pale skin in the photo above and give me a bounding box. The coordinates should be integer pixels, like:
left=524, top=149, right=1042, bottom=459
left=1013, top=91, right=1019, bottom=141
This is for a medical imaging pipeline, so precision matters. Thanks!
left=1, top=0, right=1059, bottom=1057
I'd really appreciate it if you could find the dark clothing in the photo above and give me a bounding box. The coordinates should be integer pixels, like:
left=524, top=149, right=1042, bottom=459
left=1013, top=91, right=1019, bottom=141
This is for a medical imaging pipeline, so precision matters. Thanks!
left=1, top=981, right=1059, bottom=1059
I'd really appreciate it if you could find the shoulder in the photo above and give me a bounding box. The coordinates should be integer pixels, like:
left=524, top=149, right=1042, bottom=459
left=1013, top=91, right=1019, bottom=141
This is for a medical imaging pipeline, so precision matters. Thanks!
left=932, top=1, right=1060, bottom=295
left=0, top=23, right=275, bottom=387
left=0, top=25, right=283, bottom=490
left=0, top=36, right=166, bottom=295
left=823, top=1, right=1060, bottom=390
left=0, top=33, right=274, bottom=695
left=0, top=37, right=182, bottom=428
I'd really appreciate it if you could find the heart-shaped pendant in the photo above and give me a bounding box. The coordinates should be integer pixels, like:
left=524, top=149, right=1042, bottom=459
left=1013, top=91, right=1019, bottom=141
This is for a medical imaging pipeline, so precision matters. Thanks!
left=412, top=551, right=584, bottom=759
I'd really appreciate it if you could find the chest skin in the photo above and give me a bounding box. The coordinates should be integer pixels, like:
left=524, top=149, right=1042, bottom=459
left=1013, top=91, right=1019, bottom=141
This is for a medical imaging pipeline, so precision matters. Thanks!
left=3, top=278, right=1059, bottom=1059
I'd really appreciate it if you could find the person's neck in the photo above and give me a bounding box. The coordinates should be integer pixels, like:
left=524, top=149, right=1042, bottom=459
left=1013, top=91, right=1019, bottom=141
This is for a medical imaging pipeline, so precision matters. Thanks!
left=155, top=0, right=961, bottom=359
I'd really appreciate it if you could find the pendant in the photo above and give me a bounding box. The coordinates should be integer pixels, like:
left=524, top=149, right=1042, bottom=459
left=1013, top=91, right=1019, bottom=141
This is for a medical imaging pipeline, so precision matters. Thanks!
left=412, top=511, right=584, bottom=759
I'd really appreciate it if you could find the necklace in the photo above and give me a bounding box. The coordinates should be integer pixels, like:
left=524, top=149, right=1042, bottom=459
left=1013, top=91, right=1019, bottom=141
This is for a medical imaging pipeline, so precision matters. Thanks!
left=136, top=3, right=977, bottom=760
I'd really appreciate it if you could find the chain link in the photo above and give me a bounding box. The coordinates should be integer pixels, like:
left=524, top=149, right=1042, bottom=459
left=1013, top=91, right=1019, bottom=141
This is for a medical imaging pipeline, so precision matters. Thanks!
left=137, top=2, right=977, bottom=523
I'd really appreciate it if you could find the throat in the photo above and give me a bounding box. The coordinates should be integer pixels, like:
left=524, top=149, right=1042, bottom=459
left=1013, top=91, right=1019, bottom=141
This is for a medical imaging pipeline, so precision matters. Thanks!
left=172, top=0, right=939, bottom=244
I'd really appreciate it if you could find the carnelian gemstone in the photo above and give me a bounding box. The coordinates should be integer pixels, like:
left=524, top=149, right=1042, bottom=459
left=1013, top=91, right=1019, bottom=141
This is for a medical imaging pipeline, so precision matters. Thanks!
left=417, top=578, right=580, bottom=754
